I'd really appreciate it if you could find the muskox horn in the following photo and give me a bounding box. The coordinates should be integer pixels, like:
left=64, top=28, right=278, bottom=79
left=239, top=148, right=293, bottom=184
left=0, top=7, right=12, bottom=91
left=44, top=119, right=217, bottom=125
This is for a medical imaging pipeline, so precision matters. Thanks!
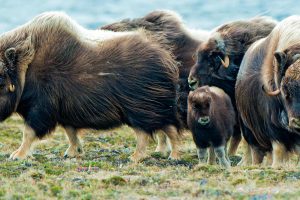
left=219, top=55, right=229, bottom=68
left=262, top=85, right=280, bottom=96
left=9, top=84, right=15, bottom=92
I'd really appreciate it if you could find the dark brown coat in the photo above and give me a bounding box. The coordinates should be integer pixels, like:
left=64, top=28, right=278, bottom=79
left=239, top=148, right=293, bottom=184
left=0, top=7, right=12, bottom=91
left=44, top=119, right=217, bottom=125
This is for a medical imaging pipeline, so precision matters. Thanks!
left=100, top=10, right=209, bottom=124
left=0, top=12, right=181, bottom=138
left=187, top=86, right=235, bottom=148
left=188, top=16, right=277, bottom=157
left=236, top=16, right=300, bottom=166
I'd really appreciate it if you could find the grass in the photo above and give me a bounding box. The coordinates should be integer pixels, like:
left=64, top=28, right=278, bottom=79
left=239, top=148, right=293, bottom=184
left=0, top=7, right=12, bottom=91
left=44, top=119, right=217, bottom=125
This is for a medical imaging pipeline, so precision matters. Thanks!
left=0, top=115, right=299, bottom=199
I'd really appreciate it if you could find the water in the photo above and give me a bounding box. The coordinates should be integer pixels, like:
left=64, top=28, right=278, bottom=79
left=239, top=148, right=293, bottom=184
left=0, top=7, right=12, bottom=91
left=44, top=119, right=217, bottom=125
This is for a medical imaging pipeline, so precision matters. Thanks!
left=0, top=0, right=299, bottom=33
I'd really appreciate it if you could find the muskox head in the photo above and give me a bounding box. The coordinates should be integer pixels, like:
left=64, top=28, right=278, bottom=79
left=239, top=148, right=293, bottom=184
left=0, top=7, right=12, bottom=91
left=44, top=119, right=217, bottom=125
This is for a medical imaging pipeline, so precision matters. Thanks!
left=188, top=86, right=213, bottom=126
left=188, top=36, right=235, bottom=90
left=263, top=49, right=300, bottom=132
left=188, top=17, right=277, bottom=90
left=0, top=33, right=34, bottom=121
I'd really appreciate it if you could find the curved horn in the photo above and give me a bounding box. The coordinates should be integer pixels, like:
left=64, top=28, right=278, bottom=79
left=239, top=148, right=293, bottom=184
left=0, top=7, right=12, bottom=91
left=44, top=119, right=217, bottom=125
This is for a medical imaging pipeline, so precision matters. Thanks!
left=219, top=55, right=230, bottom=68
left=262, top=85, right=280, bottom=96
left=8, top=84, right=15, bottom=92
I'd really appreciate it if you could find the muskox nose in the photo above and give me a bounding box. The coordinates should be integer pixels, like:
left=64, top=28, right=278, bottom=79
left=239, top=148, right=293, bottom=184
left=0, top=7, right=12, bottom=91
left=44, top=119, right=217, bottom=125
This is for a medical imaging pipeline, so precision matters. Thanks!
left=188, top=78, right=199, bottom=90
left=289, top=117, right=300, bottom=129
left=198, top=116, right=210, bottom=125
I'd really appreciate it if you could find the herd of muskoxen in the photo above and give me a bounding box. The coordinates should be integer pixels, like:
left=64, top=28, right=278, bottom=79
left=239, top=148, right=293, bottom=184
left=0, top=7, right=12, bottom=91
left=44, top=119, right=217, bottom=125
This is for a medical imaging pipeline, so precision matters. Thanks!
left=1, top=10, right=300, bottom=168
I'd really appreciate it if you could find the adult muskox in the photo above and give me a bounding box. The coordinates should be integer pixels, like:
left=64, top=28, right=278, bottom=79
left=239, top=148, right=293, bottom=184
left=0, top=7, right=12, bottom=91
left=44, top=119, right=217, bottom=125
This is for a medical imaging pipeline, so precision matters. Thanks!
left=101, top=10, right=209, bottom=154
left=188, top=17, right=277, bottom=162
left=0, top=12, right=182, bottom=162
left=236, top=16, right=300, bottom=167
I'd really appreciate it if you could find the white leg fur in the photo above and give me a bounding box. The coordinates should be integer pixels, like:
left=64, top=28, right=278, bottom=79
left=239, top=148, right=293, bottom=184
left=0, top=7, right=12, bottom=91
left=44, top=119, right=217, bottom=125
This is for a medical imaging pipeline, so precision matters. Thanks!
left=154, top=131, right=169, bottom=156
left=272, top=141, right=288, bottom=168
left=130, top=129, right=150, bottom=163
left=64, top=126, right=83, bottom=158
left=207, top=147, right=216, bottom=165
left=163, top=125, right=181, bottom=160
left=197, top=148, right=207, bottom=164
left=10, top=125, right=36, bottom=160
left=214, top=146, right=231, bottom=168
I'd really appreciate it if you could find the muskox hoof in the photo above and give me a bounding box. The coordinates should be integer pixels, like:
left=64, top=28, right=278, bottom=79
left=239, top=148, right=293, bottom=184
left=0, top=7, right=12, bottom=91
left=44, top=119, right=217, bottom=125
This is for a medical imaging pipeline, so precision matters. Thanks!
left=64, top=145, right=84, bottom=158
left=9, top=149, right=28, bottom=160
left=168, top=151, right=181, bottom=160
left=154, top=145, right=169, bottom=157
left=130, top=152, right=147, bottom=163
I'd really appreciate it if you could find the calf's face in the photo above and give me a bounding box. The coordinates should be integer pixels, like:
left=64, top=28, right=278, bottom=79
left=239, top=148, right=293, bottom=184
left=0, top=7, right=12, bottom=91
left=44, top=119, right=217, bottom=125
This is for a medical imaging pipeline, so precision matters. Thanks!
left=188, top=87, right=212, bottom=125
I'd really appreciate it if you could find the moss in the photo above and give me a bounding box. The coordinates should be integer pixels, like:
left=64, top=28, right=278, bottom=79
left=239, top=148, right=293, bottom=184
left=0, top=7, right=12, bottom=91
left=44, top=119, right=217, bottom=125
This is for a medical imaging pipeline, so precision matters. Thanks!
left=231, top=178, right=247, bottom=186
left=0, top=115, right=300, bottom=199
left=102, top=176, right=127, bottom=186
left=50, top=184, right=62, bottom=197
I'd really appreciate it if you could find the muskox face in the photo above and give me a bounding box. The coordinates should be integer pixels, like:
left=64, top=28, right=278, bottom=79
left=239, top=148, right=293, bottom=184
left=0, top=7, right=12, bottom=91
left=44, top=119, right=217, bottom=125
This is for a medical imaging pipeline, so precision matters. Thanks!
left=264, top=51, right=300, bottom=133
left=188, top=86, right=212, bottom=125
left=188, top=37, right=239, bottom=90
left=0, top=48, right=19, bottom=121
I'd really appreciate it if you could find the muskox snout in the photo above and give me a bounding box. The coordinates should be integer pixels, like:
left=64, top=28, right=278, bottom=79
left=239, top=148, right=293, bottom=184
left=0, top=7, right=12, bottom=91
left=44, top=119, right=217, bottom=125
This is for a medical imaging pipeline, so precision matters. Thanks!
left=198, top=116, right=210, bottom=125
left=188, top=78, right=199, bottom=90
left=289, top=117, right=300, bottom=129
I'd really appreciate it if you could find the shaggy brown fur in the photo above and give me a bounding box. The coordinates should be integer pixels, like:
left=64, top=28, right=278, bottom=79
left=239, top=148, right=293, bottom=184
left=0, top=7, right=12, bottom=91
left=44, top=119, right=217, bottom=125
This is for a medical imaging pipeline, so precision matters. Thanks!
left=236, top=16, right=300, bottom=167
left=187, top=86, right=235, bottom=168
left=0, top=12, right=182, bottom=161
left=100, top=10, right=209, bottom=125
left=188, top=16, right=277, bottom=160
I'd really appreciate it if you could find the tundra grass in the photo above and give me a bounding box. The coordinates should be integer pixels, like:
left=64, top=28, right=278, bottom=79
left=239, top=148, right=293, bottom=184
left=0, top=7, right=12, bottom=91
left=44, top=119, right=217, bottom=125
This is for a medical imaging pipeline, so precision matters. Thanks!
left=0, top=115, right=299, bottom=200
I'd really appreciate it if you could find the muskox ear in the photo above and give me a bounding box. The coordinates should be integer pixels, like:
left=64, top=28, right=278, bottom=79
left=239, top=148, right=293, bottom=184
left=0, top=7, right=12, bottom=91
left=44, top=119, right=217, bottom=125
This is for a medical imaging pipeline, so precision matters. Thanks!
left=4, top=48, right=17, bottom=64
left=274, top=51, right=287, bottom=69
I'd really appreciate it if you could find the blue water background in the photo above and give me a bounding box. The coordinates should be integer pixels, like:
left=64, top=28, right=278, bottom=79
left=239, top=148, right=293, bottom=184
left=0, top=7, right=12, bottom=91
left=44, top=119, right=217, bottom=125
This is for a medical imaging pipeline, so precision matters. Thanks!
left=0, top=0, right=299, bottom=33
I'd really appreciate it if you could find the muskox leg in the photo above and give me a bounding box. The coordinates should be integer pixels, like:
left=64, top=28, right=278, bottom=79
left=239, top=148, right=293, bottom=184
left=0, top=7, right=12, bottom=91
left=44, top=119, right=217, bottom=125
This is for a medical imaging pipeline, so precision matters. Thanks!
left=63, top=126, right=83, bottom=158
left=130, top=129, right=150, bottom=163
left=163, top=125, right=181, bottom=160
left=251, top=146, right=264, bottom=165
left=214, top=146, right=230, bottom=168
left=264, top=152, right=273, bottom=166
left=197, top=148, right=207, bottom=163
left=227, top=124, right=242, bottom=156
left=154, top=131, right=169, bottom=156
left=237, top=140, right=252, bottom=166
left=271, top=141, right=288, bottom=168
left=9, top=125, right=36, bottom=160
left=207, top=147, right=216, bottom=165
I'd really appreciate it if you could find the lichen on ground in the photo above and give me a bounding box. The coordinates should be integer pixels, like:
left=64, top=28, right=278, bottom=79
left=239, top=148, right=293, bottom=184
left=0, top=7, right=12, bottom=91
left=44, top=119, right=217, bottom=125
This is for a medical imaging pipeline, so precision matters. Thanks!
left=0, top=115, right=299, bottom=199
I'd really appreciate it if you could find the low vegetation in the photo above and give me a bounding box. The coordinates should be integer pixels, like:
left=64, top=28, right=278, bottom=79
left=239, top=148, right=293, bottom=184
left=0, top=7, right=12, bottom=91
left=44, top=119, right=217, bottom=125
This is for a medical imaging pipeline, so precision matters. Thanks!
left=0, top=115, right=299, bottom=199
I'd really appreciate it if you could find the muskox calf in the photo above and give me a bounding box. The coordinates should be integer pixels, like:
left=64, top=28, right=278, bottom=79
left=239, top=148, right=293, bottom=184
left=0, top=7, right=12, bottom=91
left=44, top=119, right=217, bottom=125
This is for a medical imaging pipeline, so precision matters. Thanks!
left=0, top=12, right=181, bottom=162
left=187, top=86, right=235, bottom=168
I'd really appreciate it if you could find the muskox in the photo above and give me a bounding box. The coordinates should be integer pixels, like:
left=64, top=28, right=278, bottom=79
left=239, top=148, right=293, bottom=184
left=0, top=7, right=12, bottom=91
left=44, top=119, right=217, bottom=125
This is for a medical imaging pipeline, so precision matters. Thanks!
left=188, top=16, right=277, bottom=163
left=236, top=16, right=300, bottom=167
left=187, top=86, right=235, bottom=168
left=101, top=10, right=210, bottom=155
left=0, top=12, right=182, bottom=162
